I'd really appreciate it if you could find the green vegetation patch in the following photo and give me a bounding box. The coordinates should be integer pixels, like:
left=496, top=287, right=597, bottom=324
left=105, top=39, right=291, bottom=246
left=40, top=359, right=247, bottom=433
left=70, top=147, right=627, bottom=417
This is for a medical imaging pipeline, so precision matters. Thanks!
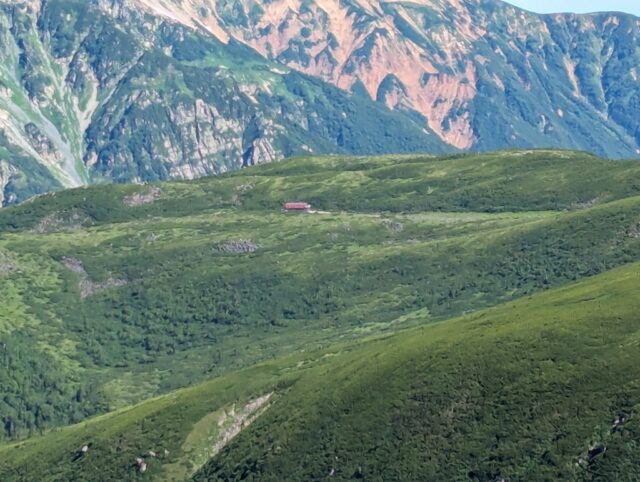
left=2, top=261, right=639, bottom=481
left=1, top=152, right=640, bottom=443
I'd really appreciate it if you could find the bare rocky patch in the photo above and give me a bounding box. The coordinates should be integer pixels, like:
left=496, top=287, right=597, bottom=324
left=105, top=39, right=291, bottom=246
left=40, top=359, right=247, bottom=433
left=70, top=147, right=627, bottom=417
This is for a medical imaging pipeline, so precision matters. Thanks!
left=383, top=239, right=419, bottom=246
left=123, top=186, right=161, bottom=207
left=214, top=240, right=260, bottom=254
left=162, top=394, right=272, bottom=480
left=565, top=198, right=599, bottom=211
left=0, top=250, right=16, bottom=276
left=235, top=182, right=255, bottom=192
left=32, top=210, right=90, bottom=234
left=62, top=257, right=127, bottom=298
left=0, top=258, right=15, bottom=276
left=383, top=218, right=404, bottom=233
left=211, top=393, right=273, bottom=457
left=613, top=222, right=640, bottom=244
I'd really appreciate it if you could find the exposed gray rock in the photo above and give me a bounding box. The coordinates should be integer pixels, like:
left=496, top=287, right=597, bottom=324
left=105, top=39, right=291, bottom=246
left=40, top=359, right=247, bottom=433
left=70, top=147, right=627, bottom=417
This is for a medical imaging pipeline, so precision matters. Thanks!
left=214, top=240, right=260, bottom=254
left=32, top=210, right=90, bottom=234
left=383, top=219, right=404, bottom=233
left=0, top=161, right=18, bottom=206
left=0, top=251, right=15, bottom=276
left=235, top=183, right=255, bottom=192
left=0, top=261, right=15, bottom=275
left=123, top=187, right=161, bottom=207
left=62, top=256, right=127, bottom=298
left=24, top=123, right=62, bottom=163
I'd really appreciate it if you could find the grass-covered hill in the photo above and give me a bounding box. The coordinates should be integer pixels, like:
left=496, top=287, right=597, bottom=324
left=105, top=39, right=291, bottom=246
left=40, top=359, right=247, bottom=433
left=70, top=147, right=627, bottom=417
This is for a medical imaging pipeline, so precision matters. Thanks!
left=4, top=150, right=640, bottom=229
left=1, top=149, right=640, bottom=480
left=1, top=257, right=639, bottom=481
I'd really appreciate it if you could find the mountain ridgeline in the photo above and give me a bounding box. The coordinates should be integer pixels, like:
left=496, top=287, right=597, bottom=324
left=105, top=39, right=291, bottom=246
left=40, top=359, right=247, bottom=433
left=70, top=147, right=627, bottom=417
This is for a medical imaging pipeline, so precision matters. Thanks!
left=1, top=0, right=640, bottom=204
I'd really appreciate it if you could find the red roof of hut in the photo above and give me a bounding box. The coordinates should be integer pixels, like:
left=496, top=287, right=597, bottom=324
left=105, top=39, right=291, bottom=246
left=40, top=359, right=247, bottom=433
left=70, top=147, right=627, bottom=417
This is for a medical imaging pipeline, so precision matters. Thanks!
left=284, top=202, right=312, bottom=210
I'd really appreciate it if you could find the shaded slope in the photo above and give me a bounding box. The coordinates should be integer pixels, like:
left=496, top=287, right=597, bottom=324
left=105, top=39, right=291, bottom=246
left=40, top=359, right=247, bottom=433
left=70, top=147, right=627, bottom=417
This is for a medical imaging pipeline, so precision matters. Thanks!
left=197, top=262, right=640, bottom=481
left=1, top=260, right=639, bottom=481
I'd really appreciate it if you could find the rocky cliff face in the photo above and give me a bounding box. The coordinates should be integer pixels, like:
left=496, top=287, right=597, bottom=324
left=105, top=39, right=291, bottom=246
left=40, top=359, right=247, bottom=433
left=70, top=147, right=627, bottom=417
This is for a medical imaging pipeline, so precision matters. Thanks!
left=0, top=0, right=447, bottom=204
left=119, top=0, right=640, bottom=155
left=1, top=0, right=639, bottom=205
left=206, top=0, right=640, bottom=155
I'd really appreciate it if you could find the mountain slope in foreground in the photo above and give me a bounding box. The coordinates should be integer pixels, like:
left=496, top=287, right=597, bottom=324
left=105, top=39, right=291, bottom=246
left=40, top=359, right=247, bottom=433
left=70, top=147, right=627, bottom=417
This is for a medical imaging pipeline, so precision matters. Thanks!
left=1, top=258, right=639, bottom=481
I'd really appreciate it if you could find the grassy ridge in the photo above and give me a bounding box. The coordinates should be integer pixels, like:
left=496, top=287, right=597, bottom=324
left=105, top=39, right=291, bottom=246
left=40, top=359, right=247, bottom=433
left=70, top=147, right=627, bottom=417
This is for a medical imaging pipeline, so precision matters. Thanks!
left=0, top=362, right=289, bottom=481
left=2, top=150, right=640, bottom=231
left=2, top=261, right=639, bottom=481
left=2, top=151, right=640, bottom=442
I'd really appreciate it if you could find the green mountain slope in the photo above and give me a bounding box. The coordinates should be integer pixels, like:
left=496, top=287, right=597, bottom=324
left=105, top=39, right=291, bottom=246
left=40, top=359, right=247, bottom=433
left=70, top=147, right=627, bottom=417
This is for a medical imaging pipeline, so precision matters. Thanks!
left=4, top=150, right=640, bottom=231
left=2, top=258, right=639, bottom=481
left=197, top=261, right=640, bottom=482
left=1, top=150, right=640, bottom=446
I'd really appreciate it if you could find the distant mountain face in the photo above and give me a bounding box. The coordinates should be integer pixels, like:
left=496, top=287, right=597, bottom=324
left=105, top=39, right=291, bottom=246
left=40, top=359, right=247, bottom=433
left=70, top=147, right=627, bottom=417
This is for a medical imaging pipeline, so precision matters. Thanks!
left=0, top=0, right=447, bottom=204
left=1, top=0, right=640, bottom=204
left=191, top=0, right=640, bottom=154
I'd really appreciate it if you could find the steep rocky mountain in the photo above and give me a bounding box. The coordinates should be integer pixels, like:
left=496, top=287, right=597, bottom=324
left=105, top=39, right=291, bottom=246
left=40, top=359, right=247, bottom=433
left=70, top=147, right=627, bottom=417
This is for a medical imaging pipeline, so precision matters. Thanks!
left=194, top=0, right=640, bottom=155
left=1, top=0, right=640, bottom=205
left=0, top=0, right=447, bottom=205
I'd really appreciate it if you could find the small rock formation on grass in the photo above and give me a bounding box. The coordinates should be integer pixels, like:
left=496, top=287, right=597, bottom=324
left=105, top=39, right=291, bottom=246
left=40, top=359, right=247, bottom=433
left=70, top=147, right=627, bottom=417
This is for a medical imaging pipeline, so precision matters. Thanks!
left=214, top=240, right=260, bottom=254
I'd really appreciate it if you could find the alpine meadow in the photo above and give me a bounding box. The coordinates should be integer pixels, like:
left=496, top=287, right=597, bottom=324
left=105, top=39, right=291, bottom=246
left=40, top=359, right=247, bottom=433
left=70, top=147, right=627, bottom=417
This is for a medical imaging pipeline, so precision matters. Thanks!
left=1, top=0, right=640, bottom=481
